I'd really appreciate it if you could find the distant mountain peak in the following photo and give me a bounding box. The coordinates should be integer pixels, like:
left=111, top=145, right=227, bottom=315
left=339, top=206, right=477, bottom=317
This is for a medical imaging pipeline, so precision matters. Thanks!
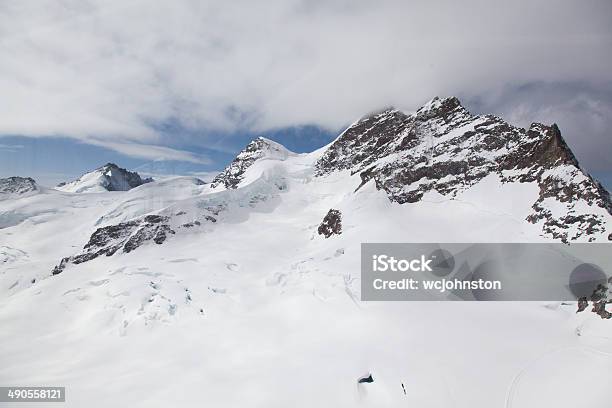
left=0, top=176, right=38, bottom=196
left=57, top=163, right=153, bottom=193
left=210, top=136, right=294, bottom=190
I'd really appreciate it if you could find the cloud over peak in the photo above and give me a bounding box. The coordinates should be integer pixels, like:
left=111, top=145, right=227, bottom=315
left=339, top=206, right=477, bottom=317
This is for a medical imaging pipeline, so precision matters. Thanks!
left=1, top=0, right=611, bottom=164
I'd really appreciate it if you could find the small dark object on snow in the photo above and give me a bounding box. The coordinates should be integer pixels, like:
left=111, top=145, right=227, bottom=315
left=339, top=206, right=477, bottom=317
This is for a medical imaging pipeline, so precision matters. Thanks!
left=181, top=220, right=201, bottom=228
left=358, top=374, right=374, bottom=384
left=318, top=209, right=342, bottom=238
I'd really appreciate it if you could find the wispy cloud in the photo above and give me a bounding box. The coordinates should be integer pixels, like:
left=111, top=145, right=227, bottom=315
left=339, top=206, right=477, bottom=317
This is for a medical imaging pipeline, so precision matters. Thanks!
left=0, top=143, right=25, bottom=152
left=85, top=139, right=211, bottom=164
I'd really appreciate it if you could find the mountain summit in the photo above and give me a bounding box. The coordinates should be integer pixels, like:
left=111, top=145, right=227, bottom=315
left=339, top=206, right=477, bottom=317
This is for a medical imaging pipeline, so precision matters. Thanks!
left=316, top=96, right=611, bottom=242
left=56, top=163, right=153, bottom=193
left=210, top=137, right=294, bottom=190
left=0, top=176, right=38, bottom=196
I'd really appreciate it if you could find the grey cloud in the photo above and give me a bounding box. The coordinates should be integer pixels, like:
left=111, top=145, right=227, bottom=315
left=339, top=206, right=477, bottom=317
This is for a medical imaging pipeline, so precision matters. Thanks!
left=465, top=81, right=612, bottom=172
left=0, top=0, right=611, bottom=164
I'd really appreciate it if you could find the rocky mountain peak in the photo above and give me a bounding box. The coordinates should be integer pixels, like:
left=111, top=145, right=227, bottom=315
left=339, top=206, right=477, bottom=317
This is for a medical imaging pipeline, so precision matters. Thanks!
left=0, top=176, right=38, bottom=196
left=523, top=123, right=579, bottom=169
left=57, top=163, right=153, bottom=193
left=246, top=136, right=289, bottom=153
left=210, top=136, right=294, bottom=190
left=416, top=96, right=467, bottom=121
left=315, top=96, right=611, bottom=242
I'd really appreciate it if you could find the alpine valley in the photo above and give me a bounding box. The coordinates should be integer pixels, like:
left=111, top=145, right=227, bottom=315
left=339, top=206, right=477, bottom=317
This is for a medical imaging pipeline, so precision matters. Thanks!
left=1, top=97, right=611, bottom=408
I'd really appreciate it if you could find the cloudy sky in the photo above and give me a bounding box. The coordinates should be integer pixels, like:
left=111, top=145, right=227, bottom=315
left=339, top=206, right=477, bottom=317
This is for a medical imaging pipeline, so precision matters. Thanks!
left=0, top=0, right=611, bottom=187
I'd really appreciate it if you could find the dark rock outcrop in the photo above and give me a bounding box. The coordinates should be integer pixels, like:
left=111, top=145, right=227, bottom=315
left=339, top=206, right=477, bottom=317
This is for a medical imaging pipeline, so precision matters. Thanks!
left=50, top=202, right=224, bottom=275
left=52, top=215, right=175, bottom=275
left=577, top=297, right=588, bottom=313
left=358, top=374, right=374, bottom=384
left=576, top=279, right=612, bottom=319
left=318, top=209, right=342, bottom=238
left=181, top=220, right=201, bottom=228
left=592, top=301, right=612, bottom=319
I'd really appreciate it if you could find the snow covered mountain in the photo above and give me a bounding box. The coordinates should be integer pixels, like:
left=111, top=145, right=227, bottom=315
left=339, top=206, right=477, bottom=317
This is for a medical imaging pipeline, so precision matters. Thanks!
left=1, top=97, right=611, bottom=408
left=56, top=162, right=153, bottom=193
left=0, top=176, right=38, bottom=197
left=210, top=136, right=295, bottom=190
left=316, top=97, right=611, bottom=242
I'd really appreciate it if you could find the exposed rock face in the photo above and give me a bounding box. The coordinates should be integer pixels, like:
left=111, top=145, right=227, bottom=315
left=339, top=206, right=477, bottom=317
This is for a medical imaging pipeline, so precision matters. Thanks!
left=318, top=209, right=342, bottom=238
left=210, top=137, right=293, bottom=189
left=123, top=216, right=175, bottom=253
left=57, top=163, right=153, bottom=193
left=52, top=215, right=175, bottom=275
left=576, top=280, right=612, bottom=319
left=0, top=176, right=38, bottom=195
left=50, top=200, right=226, bottom=275
left=577, top=297, right=588, bottom=313
left=315, top=96, right=611, bottom=242
left=100, top=163, right=153, bottom=191
left=592, top=301, right=612, bottom=319
left=357, top=374, right=374, bottom=384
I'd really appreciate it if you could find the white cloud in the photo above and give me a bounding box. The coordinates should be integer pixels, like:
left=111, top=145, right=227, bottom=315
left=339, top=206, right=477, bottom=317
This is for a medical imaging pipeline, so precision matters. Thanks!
left=85, top=139, right=210, bottom=164
left=0, top=143, right=25, bottom=153
left=0, top=0, right=611, bottom=161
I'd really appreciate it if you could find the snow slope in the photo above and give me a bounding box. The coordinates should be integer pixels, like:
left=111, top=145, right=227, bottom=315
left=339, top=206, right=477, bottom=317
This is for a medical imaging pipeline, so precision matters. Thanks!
left=1, top=99, right=611, bottom=407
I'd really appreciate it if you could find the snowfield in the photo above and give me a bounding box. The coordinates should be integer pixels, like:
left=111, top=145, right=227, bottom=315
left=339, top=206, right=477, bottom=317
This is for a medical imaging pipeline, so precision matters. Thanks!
left=1, top=100, right=611, bottom=407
